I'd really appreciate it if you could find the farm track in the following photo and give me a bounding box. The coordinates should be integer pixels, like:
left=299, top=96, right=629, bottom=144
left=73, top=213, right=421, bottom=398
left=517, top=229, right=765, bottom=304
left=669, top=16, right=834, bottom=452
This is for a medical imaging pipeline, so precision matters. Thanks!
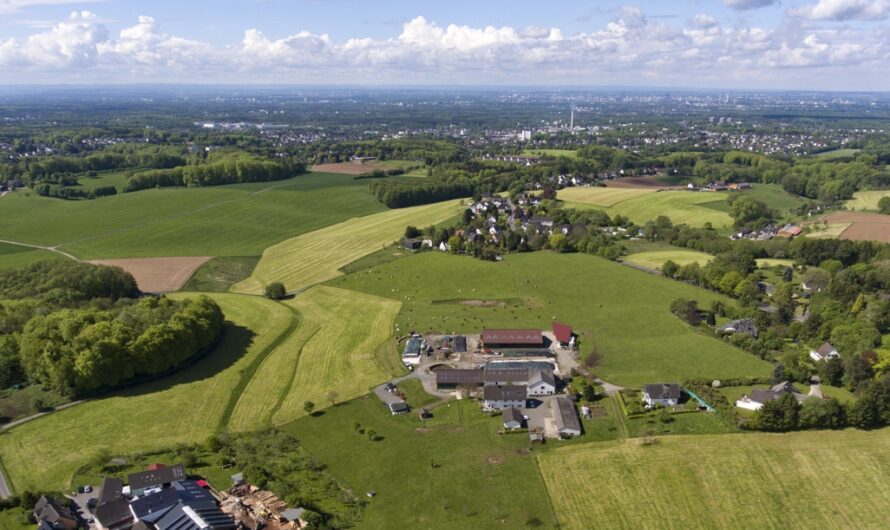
left=0, top=238, right=80, bottom=261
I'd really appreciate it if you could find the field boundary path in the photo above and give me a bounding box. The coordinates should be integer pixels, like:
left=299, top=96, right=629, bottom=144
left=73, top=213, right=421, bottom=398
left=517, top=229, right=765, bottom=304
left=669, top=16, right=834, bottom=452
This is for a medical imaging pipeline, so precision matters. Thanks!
left=0, top=238, right=80, bottom=261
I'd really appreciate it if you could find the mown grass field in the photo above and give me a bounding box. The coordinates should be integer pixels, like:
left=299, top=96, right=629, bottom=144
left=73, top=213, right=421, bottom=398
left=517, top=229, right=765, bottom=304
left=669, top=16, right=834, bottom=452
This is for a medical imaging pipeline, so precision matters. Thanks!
left=538, top=430, right=890, bottom=529
left=814, top=148, right=862, bottom=160
left=333, top=252, right=771, bottom=386
left=234, top=199, right=464, bottom=294
left=806, top=222, right=852, bottom=239
left=845, top=190, right=890, bottom=211
left=523, top=148, right=579, bottom=159
left=0, top=293, right=295, bottom=491
left=284, top=395, right=557, bottom=529
left=76, top=170, right=132, bottom=191
left=0, top=172, right=387, bottom=259
left=560, top=185, right=806, bottom=228
left=227, top=285, right=403, bottom=431
left=756, top=258, right=796, bottom=268
left=0, top=242, right=66, bottom=270
left=624, top=250, right=713, bottom=270
left=181, top=256, right=259, bottom=292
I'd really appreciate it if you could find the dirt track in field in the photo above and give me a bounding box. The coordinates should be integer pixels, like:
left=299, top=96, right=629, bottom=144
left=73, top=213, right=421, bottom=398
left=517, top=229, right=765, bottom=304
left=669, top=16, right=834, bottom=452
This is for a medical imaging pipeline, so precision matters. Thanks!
left=88, top=256, right=212, bottom=292
left=606, top=177, right=681, bottom=189
left=820, top=212, right=890, bottom=243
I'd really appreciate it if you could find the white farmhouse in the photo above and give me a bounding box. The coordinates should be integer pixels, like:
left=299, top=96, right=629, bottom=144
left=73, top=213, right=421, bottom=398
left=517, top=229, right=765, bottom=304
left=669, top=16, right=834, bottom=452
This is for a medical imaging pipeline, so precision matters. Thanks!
left=642, top=383, right=682, bottom=408
left=809, top=342, right=840, bottom=362
left=527, top=370, right=556, bottom=396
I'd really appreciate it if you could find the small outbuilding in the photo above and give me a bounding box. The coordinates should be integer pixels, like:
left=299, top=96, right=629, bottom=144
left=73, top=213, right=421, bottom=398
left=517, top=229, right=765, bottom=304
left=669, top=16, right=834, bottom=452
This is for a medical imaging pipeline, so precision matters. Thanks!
left=552, top=396, right=581, bottom=438
left=502, top=408, right=524, bottom=430
left=389, top=401, right=410, bottom=415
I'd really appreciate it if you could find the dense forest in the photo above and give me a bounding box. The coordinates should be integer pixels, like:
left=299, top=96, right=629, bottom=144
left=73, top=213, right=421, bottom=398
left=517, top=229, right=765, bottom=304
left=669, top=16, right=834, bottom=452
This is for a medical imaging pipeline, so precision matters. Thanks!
left=0, top=261, right=224, bottom=396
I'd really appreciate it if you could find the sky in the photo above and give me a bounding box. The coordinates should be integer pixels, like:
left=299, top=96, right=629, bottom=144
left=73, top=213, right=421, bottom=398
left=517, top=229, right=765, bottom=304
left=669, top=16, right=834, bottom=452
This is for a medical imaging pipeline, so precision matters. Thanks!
left=0, top=0, right=888, bottom=90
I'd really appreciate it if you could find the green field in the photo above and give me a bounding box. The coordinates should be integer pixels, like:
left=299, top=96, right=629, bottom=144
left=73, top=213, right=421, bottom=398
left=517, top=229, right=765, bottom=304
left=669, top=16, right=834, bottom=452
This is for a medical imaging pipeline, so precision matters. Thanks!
left=756, top=258, right=796, bottom=268
left=559, top=185, right=806, bottom=228
left=624, top=250, right=713, bottom=270
left=523, top=148, right=579, bottom=159
left=284, top=394, right=557, bottom=529
left=845, top=190, right=890, bottom=211
left=333, top=252, right=771, bottom=386
left=805, top=222, right=851, bottom=239
left=0, top=293, right=295, bottom=491
left=0, top=172, right=387, bottom=259
left=234, top=199, right=464, bottom=294
left=181, top=256, right=259, bottom=292
left=538, top=429, right=890, bottom=529
left=0, top=242, right=66, bottom=270
left=228, top=285, right=403, bottom=431
left=814, top=148, right=862, bottom=160
left=76, top=170, right=132, bottom=191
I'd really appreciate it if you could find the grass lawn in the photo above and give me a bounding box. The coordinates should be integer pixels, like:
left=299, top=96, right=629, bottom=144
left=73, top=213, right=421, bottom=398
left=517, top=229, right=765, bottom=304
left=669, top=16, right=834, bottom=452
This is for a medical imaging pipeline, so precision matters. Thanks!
left=0, top=293, right=295, bottom=492
left=233, top=199, right=464, bottom=294
left=0, top=172, right=387, bottom=259
left=0, top=508, right=32, bottom=530
left=338, top=246, right=411, bottom=274
left=742, top=184, right=809, bottom=217
left=819, top=385, right=857, bottom=404
left=0, top=242, right=66, bottom=270
left=624, top=250, right=713, bottom=270
left=538, top=429, right=890, bottom=529
left=625, top=411, right=735, bottom=437
left=282, top=396, right=558, bottom=529
left=331, top=252, right=771, bottom=386
left=227, top=285, right=404, bottom=431
left=76, top=170, right=131, bottom=191
left=523, top=148, right=579, bottom=159
left=845, top=190, right=890, bottom=212
left=181, top=256, right=259, bottom=292
left=814, top=148, right=862, bottom=160
left=756, top=258, right=796, bottom=268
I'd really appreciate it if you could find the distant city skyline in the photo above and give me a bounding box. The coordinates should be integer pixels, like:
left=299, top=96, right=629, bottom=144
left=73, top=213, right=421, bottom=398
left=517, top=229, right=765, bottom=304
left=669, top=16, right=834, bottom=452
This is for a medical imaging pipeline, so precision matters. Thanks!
left=0, top=0, right=889, bottom=89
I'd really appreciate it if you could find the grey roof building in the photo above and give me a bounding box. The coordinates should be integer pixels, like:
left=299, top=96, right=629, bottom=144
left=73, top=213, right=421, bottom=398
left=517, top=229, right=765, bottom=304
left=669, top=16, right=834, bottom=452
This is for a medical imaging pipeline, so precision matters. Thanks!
left=552, top=396, right=581, bottom=437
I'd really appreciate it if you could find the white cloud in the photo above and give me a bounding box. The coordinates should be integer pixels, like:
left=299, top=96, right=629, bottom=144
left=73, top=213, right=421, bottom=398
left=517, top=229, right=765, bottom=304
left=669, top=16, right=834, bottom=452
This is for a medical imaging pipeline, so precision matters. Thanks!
left=790, top=0, right=890, bottom=20
left=0, top=9, right=887, bottom=89
left=723, top=0, right=779, bottom=10
left=0, top=0, right=103, bottom=15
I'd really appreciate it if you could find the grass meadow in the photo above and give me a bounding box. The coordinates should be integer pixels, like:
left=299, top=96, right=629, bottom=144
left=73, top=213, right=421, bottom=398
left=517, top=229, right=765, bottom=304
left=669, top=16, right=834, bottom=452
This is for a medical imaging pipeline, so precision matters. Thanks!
left=0, top=172, right=387, bottom=259
left=0, top=293, right=295, bottom=491
left=332, top=252, right=771, bottom=386
left=624, top=250, right=714, bottom=270
left=845, top=190, right=890, bottom=212
left=0, top=242, right=66, bottom=270
left=522, top=148, right=580, bottom=159
left=233, top=199, right=464, bottom=294
left=538, top=429, right=890, bottom=529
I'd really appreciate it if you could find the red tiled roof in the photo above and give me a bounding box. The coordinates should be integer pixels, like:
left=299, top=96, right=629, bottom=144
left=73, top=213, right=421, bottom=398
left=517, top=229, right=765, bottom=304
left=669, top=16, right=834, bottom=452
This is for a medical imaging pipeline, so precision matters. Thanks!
left=480, top=329, right=543, bottom=346
left=552, top=322, right=573, bottom=343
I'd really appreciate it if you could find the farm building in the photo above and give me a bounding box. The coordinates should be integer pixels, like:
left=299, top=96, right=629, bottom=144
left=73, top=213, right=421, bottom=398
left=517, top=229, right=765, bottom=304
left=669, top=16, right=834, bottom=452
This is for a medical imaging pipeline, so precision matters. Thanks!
left=33, top=496, right=78, bottom=530
left=389, top=402, right=410, bottom=415
left=642, top=383, right=683, bottom=408
left=128, top=463, right=186, bottom=496
left=435, top=368, right=484, bottom=391
left=552, top=323, right=575, bottom=349
left=480, top=329, right=544, bottom=349
left=483, top=385, right=527, bottom=410
left=486, top=360, right=556, bottom=373
left=810, top=342, right=840, bottom=362
left=453, top=335, right=468, bottom=353
left=502, top=408, right=524, bottom=430
left=484, top=368, right=531, bottom=386
left=528, top=370, right=557, bottom=396
left=552, top=396, right=581, bottom=438
left=735, top=381, right=805, bottom=411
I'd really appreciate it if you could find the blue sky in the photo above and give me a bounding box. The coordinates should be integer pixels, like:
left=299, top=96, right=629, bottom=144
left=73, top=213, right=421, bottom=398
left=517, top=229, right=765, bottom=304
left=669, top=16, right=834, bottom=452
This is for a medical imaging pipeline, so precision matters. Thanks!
left=0, top=0, right=888, bottom=89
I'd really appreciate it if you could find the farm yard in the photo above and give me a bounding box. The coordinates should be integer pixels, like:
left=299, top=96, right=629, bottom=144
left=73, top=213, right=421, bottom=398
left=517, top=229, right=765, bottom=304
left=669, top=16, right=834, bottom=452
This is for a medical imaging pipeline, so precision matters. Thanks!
left=333, top=252, right=772, bottom=386
left=87, top=256, right=212, bottom=292
left=538, top=430, right=890, bottom=529
left=624, top=250, right=713, bottom=270
left=845, top=190, right=890, bottom=211
left=0, top=172, right=387, bottom=259
left=233, top=198, right=463, bottom=294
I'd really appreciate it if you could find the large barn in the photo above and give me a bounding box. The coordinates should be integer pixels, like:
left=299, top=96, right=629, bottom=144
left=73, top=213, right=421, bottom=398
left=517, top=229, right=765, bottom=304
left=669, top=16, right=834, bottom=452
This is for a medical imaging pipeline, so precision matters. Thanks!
left=480, top=329, right=544, bottom=349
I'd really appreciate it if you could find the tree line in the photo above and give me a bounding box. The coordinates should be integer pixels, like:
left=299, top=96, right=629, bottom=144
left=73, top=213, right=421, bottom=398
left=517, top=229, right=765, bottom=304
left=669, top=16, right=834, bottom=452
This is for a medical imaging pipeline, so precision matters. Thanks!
left=369, top=178, right=474, bottom=208
left=123, top=153, right=305, bottom=192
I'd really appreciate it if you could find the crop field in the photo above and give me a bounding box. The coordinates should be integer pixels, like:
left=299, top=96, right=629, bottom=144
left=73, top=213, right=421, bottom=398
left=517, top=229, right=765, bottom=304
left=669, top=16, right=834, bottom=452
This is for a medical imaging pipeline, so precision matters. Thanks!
left=87, top=256, right=212, bottom=292
left=624, top=250, right=713, bottom=270
left=0, top=172, right=387, bottom=259
left=0, top=293, right=295, bottom=491
left=538, top=430, right=890, bottom=529
left=285, top=395, right=557, bottom=529
left=606, top=176, right=682, bottom=188
left=557, top=187, right=656, bottom=207
left=234, top=199, right=464, bottom=294
left=845, top=190, right=890, bottom=211
left=228, top=285, right=403, bottom=431
left=333, top=252, right=771, bottom=386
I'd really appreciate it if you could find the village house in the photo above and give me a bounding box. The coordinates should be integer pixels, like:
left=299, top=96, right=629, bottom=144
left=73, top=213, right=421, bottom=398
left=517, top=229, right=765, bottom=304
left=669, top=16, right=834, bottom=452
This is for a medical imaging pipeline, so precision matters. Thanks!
left=33, top=496, right=78, bottom=530
left=642, top=383, right=683, bottom=408
left=735, top=381, right=805, bottom=411
left=527, top=370, right=557, bottom=396
left=718, top=318, right=758, bottom=338
left=502, top=408, right=524, bottom=430
left=552, top=396, right=582, bottom=438
left=483, top=385, right=527, bottom=410
left=810, top=342, right=840, bottom=362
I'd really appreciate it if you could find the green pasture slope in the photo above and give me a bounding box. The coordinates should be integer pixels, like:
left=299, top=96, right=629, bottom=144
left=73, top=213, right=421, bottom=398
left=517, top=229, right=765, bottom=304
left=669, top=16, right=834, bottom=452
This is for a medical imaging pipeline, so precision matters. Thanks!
left=0, top=242, right=66, bottom=270
left=0, top=172, right=386, bottom=259
left=332, top=252, right=771, bottom=386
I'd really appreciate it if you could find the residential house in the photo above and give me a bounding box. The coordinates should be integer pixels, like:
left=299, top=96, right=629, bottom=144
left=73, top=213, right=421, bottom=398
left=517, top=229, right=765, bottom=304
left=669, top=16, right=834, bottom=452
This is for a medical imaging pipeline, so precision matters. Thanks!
left=128, top=464, right=186, bottom=497
left=95, top=499, right=134, bottom=530
left=502, top=408, right=524, bottom=430
left=735, top=381, right=805, bottom=411
left=527, top=370, right=556, bottom=396
left=483, top=385, right=527, bottom=410
left=642, top=383, right=683, bottom=408
left=718, top=318, right=758, bottom=338
left=810, top=342, right=840, bottom=362
left=33, top=496, right=78, bottom=530
left=551, top=396, right=581, bottom=438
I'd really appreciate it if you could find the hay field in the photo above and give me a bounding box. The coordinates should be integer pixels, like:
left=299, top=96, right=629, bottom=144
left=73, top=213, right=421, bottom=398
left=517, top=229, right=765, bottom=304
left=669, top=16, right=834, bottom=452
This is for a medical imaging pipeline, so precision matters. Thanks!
left=539, top=430, right=890, bottom=529
left=233, top=199, right=463, bottom=294
left=227, top=286, right=402, bottom=431
left=845, top=190, right=890, bottom=212
left=558, top=187, right=656, bottom=207
left=561, top=189, right=733, bottom=227
left=624, top=250, right=713, bottom=270
left=0, top=293, right=295, bottom=491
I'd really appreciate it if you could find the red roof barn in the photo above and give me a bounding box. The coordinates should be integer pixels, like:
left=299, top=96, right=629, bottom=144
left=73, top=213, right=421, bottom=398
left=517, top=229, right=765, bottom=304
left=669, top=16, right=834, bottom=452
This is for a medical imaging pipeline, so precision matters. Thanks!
left=552, top=323, right=573, bottom=345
